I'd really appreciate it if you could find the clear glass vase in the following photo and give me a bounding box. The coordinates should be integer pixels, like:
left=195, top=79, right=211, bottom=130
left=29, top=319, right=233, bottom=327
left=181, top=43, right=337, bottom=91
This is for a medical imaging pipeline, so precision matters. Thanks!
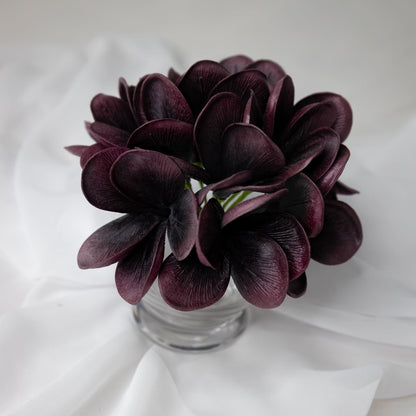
left=133, top=281, right=249, bottom=352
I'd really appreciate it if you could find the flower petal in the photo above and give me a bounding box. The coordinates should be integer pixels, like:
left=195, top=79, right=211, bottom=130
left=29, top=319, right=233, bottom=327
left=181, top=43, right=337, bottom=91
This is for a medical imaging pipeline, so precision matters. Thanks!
left=302, top=128, right=340, bottom=181
left=138, top=74, right=194, bottom=123
left=247, top=59, right=286, bottom=90
left=115, top=223, right=166, bottom=304
left=110, top=149, right=184, bottom=210
left=246, top=213, right=310, bottom=280
left=194, top=92, right=245, bottom=178
left=132, top=74, right=149, bottom=124
left=81, top=147, right=136, bottom=212
left=243, top=90, right=263, bottom=126
left=158, top=252, right=230, bottom=311
left=65, top=145, right=88, bottom=157
left=196, top=199, right=224, bottom=269
left=167, top=189, right=198, bottom=261
left=283, top=102, right=337, bottom=152
left=316, top=145, right=350, bottom=195
left=311, top=200, right=362, bottom=265
left=229, top=231, right=289, bottom=308
left=196, top=170, right=253, bottom=205
left=221, top=123, right=285, bottom=179
left=219, top=55, right=253, bottom=73
left=169, top=156, right=210, bottom=183
left=85, top=121, right=130, bottom=147
left=213, top=180, right=285, bottom=199
left=168, top=67, right=181, bottom=84
left=287, top=273, right=307, bottom=298
left=222, top=188, right=288, bottom=228
left=90, top=93, right=136, bottom=131
left=128, top=119, right=194, bottom=160
left=118, top=77, right=135, bottom=114
left=178, top=60, right=229, bottom=115
left=333, top=181, right=359, bottom=195
left=79, top=143, right=107, bottom=168
left=210, top=69, right=270, bottom=111
left=264, top=75, right=294, bottom=142
left=277, top=173, right=324, bottom=237
left=78, top=214, right=160, bottom=269
left=294, top=93, right=353, bottom=142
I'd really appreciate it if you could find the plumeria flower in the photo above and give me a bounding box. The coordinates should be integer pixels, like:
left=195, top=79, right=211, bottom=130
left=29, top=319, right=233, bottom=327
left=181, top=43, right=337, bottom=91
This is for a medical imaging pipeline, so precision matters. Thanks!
left=77, top=147, right=197, bottom=304
left=66, top=73, right=195, bottom=167
left=310, top=181, right=362, bottom=265
left=68, top=54, right=363, bottom=311
left=159, top=173, right=324, bottom=310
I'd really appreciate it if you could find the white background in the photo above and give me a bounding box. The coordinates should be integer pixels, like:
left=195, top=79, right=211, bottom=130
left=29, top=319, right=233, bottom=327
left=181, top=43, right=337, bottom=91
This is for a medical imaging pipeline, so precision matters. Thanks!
left=1, top=1, right=416, bottom=415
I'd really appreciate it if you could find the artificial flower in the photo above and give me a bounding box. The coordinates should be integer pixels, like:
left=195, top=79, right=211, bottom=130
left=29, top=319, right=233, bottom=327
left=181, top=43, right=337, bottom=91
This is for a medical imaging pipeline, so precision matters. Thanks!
left=68, top=54, right=362, bottom=310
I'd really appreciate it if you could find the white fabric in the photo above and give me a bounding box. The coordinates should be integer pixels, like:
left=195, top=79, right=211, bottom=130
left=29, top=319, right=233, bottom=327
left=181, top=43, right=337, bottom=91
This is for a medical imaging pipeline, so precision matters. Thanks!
left=1, top=34, right=416, bottom=415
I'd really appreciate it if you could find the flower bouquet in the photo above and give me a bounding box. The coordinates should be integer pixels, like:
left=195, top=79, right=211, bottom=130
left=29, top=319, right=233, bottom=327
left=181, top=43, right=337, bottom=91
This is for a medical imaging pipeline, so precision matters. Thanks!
left=67, top=55, right=362, bottom=313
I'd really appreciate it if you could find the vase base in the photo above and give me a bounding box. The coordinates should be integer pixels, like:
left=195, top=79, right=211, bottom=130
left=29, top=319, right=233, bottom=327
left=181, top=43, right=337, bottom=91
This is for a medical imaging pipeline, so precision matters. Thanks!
left=133, top=303, right=248, bottom=353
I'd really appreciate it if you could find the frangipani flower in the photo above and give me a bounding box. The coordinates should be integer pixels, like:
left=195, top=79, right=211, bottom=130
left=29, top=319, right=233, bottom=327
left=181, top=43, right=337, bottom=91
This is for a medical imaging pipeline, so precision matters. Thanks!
left=77, top=148, right=197, bottom=304
left=69, top=54, right=363, bottom=311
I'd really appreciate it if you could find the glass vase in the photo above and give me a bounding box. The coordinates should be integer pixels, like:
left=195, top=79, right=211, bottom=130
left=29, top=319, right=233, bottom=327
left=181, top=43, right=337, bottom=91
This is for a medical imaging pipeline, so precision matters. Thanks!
left=133, top=281, right=249, bottom=352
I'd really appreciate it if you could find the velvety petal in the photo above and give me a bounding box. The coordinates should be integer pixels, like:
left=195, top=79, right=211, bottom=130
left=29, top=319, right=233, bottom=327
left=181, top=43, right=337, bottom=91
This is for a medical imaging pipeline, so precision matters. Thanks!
left=287, top=273, right=307, bottom=298
left=138, top=74, right=194, bottom=123
left=132, top=74, right=149, bottom=125
left=90, top=93, right=136, bottom=131
left=81, top=147, right=136, bottom=212
left=196, top=170, right=253, bottom=206
left=221, top=123, right=285, bottom=179
left=194, top=92, right=245, bottom=177
left=219, top=55, right=253, bottom=73
left=168, top=67, right=181, bottom=84
left=118, top=77, right=135, bottom=114
left=213, top=180, right=285, bottom=199
left=283, top=102, right=337, bottom=152
left=210, top=70, right=270, bottom=111
left=316, top=145, right=350, bottom=195
left=167, top=189, right=198, bottom=261
left=302, top=128, right=340, bottom=181
left=264, top=215, right=310, bottom=280
left=276, top=173, right=324, bottom=237
left=80, top=143, right=108, bottom=168
left=77, top=213, right=160, bottom=269
left=65, top=145, right=88, bottom=157
left=115, top=223, right=166, bottom=304
left=196, top=199, right=224, bottom=269
left=294, top=93, right=353, bottom=142
left=110, top=149, right=185, bottom=210
left=178, top=60, right=229, bottom=115
left=85, top=121, right=130, bottom=147
left=333, top=181, right=359, bottom=195
left=228, top=231, right=289, bottom=308
left=311, top=200, right=362, bottom=265
left=243, top=90, right=263, bottom=127
left=285, top=132, right=325, bottom=169
left=247, top=59, right=286, bottom=90
left=169, top=156, right=210, bottom=183
left=264, top=75, right=294, bottom=142
left=158, top=252, right=230, bottom=311
left=222, top=188, right=288, bottom=228
left=128, top=119, right=194, bottom=160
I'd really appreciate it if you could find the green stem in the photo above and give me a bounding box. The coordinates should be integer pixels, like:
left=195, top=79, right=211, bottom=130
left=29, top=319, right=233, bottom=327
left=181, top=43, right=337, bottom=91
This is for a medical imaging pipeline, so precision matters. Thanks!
left=221, top=191, right=241, bottom=210
left=228, top=190, right=251, bottom=209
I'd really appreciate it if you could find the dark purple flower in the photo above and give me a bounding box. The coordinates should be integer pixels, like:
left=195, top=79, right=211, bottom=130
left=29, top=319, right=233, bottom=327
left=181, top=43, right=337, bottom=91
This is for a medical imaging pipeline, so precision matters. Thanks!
left=193, top=92, right=288, bottom=203
left=78, top=148, right=197, bottom=304
left=310, top=182, right=362, bottom=265
left=67, top=74, right=196, bottom=168
left=68, top=54, right=362, bottom=311
left=160, top=181, right=321, bottom=310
